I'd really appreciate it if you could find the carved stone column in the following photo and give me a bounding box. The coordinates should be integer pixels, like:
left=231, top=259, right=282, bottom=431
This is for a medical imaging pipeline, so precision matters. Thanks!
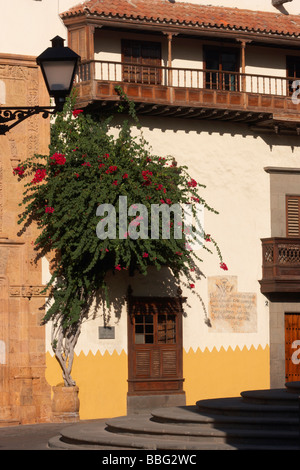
left=0, top=54, right=52, bottom=425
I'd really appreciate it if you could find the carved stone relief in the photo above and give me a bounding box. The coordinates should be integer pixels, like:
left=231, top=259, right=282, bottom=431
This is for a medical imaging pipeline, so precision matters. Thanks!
left=208, top=276, right=257, bottom=333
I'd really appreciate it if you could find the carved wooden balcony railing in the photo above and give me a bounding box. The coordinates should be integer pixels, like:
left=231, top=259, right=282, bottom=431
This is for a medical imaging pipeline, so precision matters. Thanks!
left=260, top=238, right=300, bottom=298
left=74, top=60, right=300, bottom=128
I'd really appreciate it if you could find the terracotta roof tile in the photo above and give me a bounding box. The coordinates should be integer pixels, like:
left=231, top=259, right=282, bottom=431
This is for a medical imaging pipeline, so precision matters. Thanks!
left=61, top=0, right=300, bottom=37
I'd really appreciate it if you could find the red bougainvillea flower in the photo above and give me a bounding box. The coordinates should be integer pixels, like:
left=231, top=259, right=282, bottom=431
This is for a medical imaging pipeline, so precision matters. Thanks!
left=122, top=173, right=128, bottom=179
left=205, top=234, right=211, bottom=242
left=166, top=199, right=172, bottom=205
left=188, top=179, right=197, bottom=188
left=74, top=173, right=79, bottom=178
left=191, top=196, right=200, bottom=203
left=98, top=163, right=105, bottom=169
left=50, top=152, right=66, bottom=165
left=81, top=161, right=91, bottom=167
left=142, top=170, right=153, bottom=186
left=72, top=109, right=83, bottom=118
left=142, top=252, right=149, bottom=258
left=115, top=264, right=121, bottom=271
left=32, top=168, right=46, bottom=184
left=142, top=170, right=152, bottom=179
left=189, top=284, right=195, bottom=288
left=106, top=165, right=118, bottom=174
left=13, top=166, right=25, bottom=177
left=112, top=180, right=118, bottom=186
left=45, top=206, right=54, bottom=213
left=220, top=262, right=228, bottom=271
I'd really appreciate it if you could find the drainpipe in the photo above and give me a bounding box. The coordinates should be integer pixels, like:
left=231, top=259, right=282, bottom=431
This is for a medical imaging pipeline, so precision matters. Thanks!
left=272, top=0, right=293, bottom=5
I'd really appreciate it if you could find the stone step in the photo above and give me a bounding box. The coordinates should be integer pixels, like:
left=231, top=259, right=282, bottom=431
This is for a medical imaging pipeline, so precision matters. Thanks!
left=151, top=404, right=299, bottom=427
left=48, top=415, right=300, bottom=451
left=48, top=384, right=300, bottom=451
left=241, top=387, right=300, bottom=405
left=106, top=414, right=299, bottom=444
left=196, top=396, right=299, bottom=417
left=48, top=419, right=237, bottom=450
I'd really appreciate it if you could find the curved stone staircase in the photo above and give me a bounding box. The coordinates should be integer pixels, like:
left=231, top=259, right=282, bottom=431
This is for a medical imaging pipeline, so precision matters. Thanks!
left=48, top=382, right=300, bottom=450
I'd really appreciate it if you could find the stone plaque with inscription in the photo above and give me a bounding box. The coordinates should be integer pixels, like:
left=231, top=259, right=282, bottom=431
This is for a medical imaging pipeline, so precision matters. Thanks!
left=208, top=276, right=257, bottom=333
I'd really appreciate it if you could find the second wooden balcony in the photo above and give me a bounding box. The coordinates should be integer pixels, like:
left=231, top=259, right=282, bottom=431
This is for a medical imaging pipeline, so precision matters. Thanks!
left=260, top=238, right=300, bottom=299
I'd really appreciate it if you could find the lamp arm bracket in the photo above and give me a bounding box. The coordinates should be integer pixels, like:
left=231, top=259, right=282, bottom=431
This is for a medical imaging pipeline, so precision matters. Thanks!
left=0, top=106, right=56, bottom=135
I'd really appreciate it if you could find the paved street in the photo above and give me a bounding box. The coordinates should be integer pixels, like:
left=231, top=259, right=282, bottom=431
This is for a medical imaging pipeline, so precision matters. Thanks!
left=0, top=422, right=79, bottom=450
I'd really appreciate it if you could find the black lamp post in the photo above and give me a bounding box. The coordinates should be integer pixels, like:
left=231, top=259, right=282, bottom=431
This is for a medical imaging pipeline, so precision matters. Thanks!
left=0, top=36, right=80, bottom=135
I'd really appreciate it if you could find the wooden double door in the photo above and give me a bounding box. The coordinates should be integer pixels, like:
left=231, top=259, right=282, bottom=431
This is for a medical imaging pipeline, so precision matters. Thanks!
left=127, top=297, right=184, bottom=396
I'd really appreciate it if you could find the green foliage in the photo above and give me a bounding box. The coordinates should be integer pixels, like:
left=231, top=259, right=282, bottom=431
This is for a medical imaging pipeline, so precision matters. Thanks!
left=16, top=91, right=224, bottom=329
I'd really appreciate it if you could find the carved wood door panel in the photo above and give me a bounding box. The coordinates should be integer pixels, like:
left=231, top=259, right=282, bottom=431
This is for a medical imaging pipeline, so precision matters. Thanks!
left=127, top=297, right=184, bottom=396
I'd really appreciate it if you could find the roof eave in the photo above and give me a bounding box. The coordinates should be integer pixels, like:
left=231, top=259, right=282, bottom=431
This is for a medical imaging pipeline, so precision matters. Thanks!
left=61, top=11, right=300, bottom=46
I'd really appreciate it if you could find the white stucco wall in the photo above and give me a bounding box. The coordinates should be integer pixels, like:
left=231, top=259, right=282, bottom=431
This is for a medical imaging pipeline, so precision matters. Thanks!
left=0, top=0, right=76, bottom=56
left=1, top=0, right=298, bottom=57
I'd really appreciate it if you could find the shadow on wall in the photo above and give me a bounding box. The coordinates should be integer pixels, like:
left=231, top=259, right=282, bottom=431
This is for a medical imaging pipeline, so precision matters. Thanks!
left=94, top=266, right=184, bottom=325
left=137, top=114, right=300, bottom=150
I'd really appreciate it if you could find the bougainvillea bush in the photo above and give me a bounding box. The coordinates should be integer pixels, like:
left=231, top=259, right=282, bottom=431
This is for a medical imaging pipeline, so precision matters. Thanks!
left=15, top=92, right=226, bottom=385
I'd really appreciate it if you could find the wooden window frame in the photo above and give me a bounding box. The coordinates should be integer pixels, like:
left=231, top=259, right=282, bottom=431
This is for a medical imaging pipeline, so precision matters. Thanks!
left=127, top=296, right=184, bottom=396
left=121, top=39, right=162, bottom=85
left=203, top=45, right=240, bottom=92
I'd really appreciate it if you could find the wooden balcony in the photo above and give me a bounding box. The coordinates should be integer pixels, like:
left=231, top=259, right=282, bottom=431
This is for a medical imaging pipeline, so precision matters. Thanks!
left=260, top=238, right=300, bottom=299
left=74, top=60, right=300, bottom=132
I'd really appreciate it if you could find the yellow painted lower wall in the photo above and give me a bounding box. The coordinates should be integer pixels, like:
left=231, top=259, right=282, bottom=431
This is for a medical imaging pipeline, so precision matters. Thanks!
left=46, top=344, right=270, bottom=420
left=183, top=345, right=270, bottom=406
left=46, top=350, right=128, bottom=420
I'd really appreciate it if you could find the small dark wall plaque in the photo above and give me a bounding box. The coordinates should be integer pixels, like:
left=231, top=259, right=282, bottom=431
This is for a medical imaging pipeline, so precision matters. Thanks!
left=98, top=326, right=115, bottom=339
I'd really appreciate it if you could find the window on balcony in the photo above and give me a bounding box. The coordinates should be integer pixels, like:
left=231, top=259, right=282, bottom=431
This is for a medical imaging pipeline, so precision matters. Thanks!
left=286, top=195, right=300, bottom=237
left=287, top=56, right=300, bottom=94
left=204, top=47, right=240, bottom=92
left=121, top=40, right=161, bottom=85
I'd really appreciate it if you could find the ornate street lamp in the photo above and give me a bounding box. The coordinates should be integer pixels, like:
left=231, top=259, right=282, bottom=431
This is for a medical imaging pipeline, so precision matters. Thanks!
left=0, top=36, right=80, bottom=135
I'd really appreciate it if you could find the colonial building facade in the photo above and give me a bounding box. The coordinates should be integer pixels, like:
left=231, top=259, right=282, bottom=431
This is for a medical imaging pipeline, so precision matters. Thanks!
left=0, top=0, right=300, bottom=424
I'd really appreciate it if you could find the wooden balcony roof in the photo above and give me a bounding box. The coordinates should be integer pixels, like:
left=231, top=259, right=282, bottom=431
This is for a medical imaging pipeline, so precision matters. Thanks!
left=61, top=0, right=300, bottom=44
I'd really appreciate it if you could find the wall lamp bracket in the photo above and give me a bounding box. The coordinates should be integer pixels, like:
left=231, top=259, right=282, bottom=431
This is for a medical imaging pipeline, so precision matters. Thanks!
left=0, top=36, right=80, bottom=135
left=0, top=105, right=56, bottom=135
